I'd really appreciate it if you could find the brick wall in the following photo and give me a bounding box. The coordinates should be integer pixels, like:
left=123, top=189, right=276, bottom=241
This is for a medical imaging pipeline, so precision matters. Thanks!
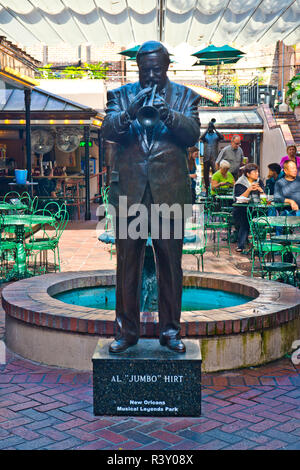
left=23, top=41, right=296, bottom=89
left=24, top=42, right=123, bottom=65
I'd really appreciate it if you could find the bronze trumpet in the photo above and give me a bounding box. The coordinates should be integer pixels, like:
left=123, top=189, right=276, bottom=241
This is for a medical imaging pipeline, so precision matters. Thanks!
left=136, top=84, right=160, bottom=128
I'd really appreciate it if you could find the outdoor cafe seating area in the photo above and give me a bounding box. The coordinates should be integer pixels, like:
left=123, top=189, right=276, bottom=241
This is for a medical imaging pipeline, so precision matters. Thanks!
left=185, top=187, right=300, bottom=287
left=0, top=190, right=69, bottom=282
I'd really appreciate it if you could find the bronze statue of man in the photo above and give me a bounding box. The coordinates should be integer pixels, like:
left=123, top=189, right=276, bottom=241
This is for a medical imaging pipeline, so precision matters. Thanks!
left=102, top=41, right=201, bottom=354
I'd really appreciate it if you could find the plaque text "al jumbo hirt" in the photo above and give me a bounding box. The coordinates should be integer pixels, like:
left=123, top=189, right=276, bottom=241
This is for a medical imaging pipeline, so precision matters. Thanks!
left=111, top=374, right=184, bottom=383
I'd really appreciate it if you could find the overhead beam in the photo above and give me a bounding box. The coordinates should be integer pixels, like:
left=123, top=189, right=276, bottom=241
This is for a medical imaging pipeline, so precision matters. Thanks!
left=256, top=0, right=296, bottom=43
left=232, top=0, right=265, bottom=43
left=209, top=0, right=231, bottom=44
left=157, top=0, right=166, bottom=42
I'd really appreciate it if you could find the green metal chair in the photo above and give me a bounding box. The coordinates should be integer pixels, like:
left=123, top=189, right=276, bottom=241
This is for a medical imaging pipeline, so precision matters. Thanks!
left=0, top=215, right=16, bottom=281
left=183, top=205, right=207, bottom=271
left=250, top=214, right=297, bottom=284
left=25, top=203, right=68, bottom=274
left=205, top=200, right=232, bottom=256
left=20, top=192, right=38, bottom=214
left=3, top=191, right=20, bottom=203
left=247, top=208, right=287, bottom=277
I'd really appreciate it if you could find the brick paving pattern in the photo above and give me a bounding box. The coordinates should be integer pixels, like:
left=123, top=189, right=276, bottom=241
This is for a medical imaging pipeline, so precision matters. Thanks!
left=0, top=218, right=299, bottom=449
left=0, top=352, right=299, bottom=450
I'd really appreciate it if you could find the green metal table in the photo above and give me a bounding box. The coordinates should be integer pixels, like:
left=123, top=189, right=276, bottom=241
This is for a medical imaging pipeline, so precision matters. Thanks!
left=270, top=234, right=300, bottom=245
left=1, top=214, right=55, bottom=280
left=252, top=216, right=300, bottom=228
left=214, top=194, right=234, bottom=212
left=0, top=202, right=28, bottom=211
left=233, top=202, right=288, bottom=209
left=215, top=194, right=234, bottom=200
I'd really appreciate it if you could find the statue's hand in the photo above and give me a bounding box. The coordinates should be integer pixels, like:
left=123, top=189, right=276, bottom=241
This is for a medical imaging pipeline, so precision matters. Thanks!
left=153, top=95, right=170, bottom=121
left=127, top=87, right=152, bottom=120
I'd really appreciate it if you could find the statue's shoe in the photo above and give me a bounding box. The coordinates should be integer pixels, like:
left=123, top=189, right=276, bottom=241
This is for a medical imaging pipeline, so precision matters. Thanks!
left=109, top=338, right=138, bottom=354
left=159, top=336, right=186, bottom=353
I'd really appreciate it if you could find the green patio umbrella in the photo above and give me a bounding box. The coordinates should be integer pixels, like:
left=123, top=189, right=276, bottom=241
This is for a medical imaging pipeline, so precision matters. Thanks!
left=193, top=55, right=243, bottom=66
left=119, top=45, right=140, bottom=58
left=192, top=44, right=245, bottom=62
left=192, top=44, right=245, bottom=85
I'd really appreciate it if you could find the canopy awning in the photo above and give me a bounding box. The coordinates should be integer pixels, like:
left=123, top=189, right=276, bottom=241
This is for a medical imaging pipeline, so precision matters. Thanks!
left=0, top=1, right=298, bottom=47
left=0, top=83, right=103, bottom=127
left=199, top=108, right=263, bottom=131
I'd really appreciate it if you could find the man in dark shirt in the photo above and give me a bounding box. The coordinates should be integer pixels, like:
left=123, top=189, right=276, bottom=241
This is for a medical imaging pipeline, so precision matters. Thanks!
left=274, top=160, right=300, bottom=214
left=200, top=120, right=223, bottom=194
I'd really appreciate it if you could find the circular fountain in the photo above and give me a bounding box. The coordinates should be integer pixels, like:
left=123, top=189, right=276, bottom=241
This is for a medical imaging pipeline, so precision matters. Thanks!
left=3, top=270, right=300, bottom=372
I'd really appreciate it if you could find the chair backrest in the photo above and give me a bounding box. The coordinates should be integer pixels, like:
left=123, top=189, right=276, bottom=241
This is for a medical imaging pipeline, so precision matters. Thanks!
left=43, top=201, right=61, bottom=218
left=3, top=191, right=20, bottom=202
left=207, top=200, right=231, bottom=223
left=19, top=192, right=36, bottom=214
left=247, top=206, right=269, bottom=242
left=250, top=214, right=279, bottom=254
left=27, top=208, right=53, bottom=242
left=29, top=204, right=68, bottom=243
left=55, top=204, right=69, bottom=240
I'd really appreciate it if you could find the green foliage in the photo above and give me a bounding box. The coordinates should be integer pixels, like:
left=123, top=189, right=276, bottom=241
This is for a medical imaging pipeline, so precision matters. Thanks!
left=286, top=73, right=300, bottom=110
left=205, top=65, right=237, bottom=86
left=37, top=62, right=109, bottom=80
left=83, top=62, right=109, bottom=79
left=37, top=64, right=59, bottom=79
left=62, top=66, right=86, bottom=79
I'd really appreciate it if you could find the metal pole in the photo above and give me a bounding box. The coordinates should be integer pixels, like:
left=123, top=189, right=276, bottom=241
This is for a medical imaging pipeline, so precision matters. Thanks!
left=24, top=88, right=32, bottom=195
left=84, top=126, right=91, bottom=220
left=256, top=134, right=261, bottom=167
left=281, top=41, right=285, bottom=95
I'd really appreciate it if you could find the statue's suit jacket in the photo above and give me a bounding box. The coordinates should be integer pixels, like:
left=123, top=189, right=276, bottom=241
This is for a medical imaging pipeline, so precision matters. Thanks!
left=102, top=78, right=201, bottom=211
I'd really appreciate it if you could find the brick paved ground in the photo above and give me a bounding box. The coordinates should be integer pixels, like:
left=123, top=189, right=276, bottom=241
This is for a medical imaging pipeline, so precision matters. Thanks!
left=0, top=218, right=299, bottom=450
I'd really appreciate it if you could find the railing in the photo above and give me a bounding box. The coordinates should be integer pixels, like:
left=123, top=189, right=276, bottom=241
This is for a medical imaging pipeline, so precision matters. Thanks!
left=199, top=78, right=277, bottom=108
left=198, top=85, right=236, bottom=107
left=89, top=169, right=107, bottom=204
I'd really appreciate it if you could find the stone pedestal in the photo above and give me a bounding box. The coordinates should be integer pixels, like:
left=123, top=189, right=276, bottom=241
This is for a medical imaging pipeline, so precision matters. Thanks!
left=92, top=339, right=201, bottom=417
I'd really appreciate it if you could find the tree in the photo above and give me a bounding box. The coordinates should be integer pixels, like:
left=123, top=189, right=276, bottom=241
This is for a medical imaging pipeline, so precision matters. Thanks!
left=37, top=62, right=109, bottom=80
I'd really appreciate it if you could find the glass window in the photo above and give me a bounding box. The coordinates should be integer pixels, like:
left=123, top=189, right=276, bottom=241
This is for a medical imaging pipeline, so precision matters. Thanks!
left=2, top=89, right=25, bottom=110
left=64, top=103, right=81, bottom=111
left=30, top=91, right=48, bottom=110
left=45, top=97, right=66, bottom=111
left=0, top=89, right=13, bottom=110
left=243, top=111, right=263, bottom=124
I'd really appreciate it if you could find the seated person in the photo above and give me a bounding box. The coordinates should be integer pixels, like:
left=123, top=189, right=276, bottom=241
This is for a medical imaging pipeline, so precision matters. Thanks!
left=280, top=145, right=300, bottom=170
left=233, top=163, right=265, bottom=252
left=265, top=163, right=281, bottom=195
left=35, top=167, right=57, bottom=207
left=274, top=160, right=300, bottom=215
left=188, top=146, right=198, bottom=204
left=211, top=160, right=234, bottom=195
left=6, top=158, right=16, bottom=176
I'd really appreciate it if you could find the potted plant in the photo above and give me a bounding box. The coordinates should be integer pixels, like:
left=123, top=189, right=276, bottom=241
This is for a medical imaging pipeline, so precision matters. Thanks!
left=286, top=73, right=300, bottom=120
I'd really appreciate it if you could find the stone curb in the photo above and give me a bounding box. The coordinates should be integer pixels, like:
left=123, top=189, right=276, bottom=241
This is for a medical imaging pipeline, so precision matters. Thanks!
left=2, top=271, right=300, bottom=338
